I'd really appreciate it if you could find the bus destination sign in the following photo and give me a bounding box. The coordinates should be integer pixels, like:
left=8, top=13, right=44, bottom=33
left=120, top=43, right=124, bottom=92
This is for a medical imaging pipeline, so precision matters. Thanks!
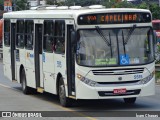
left=78, top=12, right=151, bottom=25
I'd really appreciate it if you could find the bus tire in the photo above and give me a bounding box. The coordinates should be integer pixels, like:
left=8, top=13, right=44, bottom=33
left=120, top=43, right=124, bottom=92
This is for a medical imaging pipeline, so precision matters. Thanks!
left=59, top=77, right=72, bottom=107
left=124, top=97, right=136, bottom=104
left=21, top=69, right=30, bottom=94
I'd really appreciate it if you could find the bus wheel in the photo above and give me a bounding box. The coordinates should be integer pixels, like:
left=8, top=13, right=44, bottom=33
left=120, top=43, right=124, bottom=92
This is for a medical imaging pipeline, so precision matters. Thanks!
left=59, top=77, right=72, bottom=107
left=21, top=69, right=30, bottom=94
left=124, top=97, right=136, bottom=104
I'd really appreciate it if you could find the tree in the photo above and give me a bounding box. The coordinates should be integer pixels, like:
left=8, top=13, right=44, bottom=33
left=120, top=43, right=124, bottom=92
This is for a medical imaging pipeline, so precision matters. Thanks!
left=45, top=0, right=160, bottom=19
left=149, top=3, right=160, bottom=20
left=101, top=0, right=116, bottom=8
left=0, top=0, right=3, bottom=10
left=114, top=0, right=135, bottom=8
left=16, top=0, right=28, bottom=10
left=0, top=0, right=3, bottom=5
left=102, top=0, right=135, bottom=8
left=137, top=2, right=160, bottom=20
left=46, top=0, right=57, bottom=5
left=46, top=0, right=99, bottom=6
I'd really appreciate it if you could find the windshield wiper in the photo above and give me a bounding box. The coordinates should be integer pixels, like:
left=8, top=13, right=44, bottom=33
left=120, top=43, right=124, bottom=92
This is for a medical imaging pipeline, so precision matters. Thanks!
left=124, top=24, right=136, bottom=44
left=95, top=26, right=113, bottom=58
left=95, top=26, right=111, bottom=46
left=122, top=30, right=126, bottom=56
left=109, top=32, right=113, bottom=58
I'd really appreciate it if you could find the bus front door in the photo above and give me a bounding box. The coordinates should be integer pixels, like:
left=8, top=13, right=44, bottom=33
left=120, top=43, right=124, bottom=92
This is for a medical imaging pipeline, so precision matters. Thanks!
left=35, top=23, right=43, bottom=90
left=66, top=24, right=75, bottom=97
left=11, top=23, right=16, bottom=81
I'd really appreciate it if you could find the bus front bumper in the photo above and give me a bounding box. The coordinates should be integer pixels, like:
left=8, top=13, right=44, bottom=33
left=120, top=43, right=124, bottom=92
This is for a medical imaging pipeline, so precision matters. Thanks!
left=76, top=78, right=155, bottom=99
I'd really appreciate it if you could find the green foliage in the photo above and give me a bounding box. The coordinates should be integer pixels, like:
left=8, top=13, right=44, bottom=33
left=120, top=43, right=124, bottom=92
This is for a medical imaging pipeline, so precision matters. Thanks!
left=114, top=1, right=135, bottom=8
left=16, top=0, right=28, bottom=10
left=148, top=3, right=160, bottom=20
left=101, top=0, right=115, bottom=8
left=136, top=2, right=160, bottom=20
left=0, top=0, right=4, bottom=10
left=46, top=0, right=160, bottom=20
left=46, top=0, right=98, bottom=6
left=156, top=71, right=160, bottom=80
left=137, top=2, right=148, bottom=9
left=102, top=0, right=135, bottom=8
left=0, top=0, right=3, bottom=5
left=46, top=0, right=56, bottom=5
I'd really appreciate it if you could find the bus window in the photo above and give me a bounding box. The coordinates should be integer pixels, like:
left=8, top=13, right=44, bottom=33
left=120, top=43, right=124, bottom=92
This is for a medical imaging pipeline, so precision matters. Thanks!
left=43, top=20, right=54, bottom=52
left=54, top=20, right=65, bottom=54
left=16, top=20, right=25, bottom=48
left=4, top=19, right=10, bottom=46
left=25, top=20, right=33, bottom=50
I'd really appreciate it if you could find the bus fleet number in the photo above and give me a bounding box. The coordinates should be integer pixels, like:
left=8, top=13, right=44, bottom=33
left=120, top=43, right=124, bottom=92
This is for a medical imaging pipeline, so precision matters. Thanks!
left=134, top=75, right=143, bottom=79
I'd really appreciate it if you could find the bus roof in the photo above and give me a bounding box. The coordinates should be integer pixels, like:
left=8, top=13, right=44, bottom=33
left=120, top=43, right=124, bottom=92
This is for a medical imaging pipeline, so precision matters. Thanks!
left=3, top=8, right=150, bottom=19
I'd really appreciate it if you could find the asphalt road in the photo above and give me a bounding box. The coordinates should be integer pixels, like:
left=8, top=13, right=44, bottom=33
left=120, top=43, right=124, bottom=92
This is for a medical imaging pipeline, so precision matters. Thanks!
left=0, top=61, right=160, bottom=120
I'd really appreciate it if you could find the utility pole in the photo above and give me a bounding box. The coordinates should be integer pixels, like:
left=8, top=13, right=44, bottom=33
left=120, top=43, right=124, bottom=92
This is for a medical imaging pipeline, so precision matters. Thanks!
left=37, top=0, right=40, bottom=6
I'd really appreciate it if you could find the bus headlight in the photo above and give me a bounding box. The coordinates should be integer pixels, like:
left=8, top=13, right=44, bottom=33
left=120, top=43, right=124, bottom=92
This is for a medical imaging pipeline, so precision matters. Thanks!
left=77, top=74, right=97, bottom=87
left=139, top=71, right=155, bottom=84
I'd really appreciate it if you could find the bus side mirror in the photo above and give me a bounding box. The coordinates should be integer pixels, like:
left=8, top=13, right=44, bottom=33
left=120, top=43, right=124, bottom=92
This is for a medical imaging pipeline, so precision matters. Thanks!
left=71, top=31, right=76, bottom=44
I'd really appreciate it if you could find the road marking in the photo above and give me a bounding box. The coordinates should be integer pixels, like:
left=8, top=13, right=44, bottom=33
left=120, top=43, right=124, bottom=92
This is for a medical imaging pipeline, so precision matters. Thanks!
left=0, top=83, right=97, bottom=120
left=0, top=83, right=22, bottom=92
left=36, top=96, right=97, bottom=120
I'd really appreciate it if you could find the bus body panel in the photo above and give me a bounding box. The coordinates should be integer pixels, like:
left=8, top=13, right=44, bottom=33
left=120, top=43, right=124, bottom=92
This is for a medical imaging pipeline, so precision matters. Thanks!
left=43, top=52, right=56, bottom=94
left=3, top=63, right=12, bottom=80
left=3, top=47, right=11, bottom=80
left=75, top=63, right=154, bottom=83
left=25, top=49, right=36, bottom=88
left=76, top=78, right=155, bottom=99
left=54, top=53, right=67, bottom=96
left=75, top=62, right=155, bottom=99
left=15, top=49, right=25, bottom=80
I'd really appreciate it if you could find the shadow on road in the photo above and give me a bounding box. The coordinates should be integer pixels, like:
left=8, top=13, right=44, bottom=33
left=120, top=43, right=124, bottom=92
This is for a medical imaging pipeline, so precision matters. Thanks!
left=12, top=86, right=154, bottom=111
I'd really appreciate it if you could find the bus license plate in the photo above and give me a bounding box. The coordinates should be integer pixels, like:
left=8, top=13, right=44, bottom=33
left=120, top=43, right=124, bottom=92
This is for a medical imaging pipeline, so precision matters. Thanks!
left=113, top=88, right=126, bottom=94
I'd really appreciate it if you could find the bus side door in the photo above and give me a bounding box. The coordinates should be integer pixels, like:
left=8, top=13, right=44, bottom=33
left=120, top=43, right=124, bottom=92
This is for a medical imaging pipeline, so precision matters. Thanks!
left=54, top=20, right=66, bottom=94
left=25, top=20, right=36, bottom=88
left=4, top=19, right=12, bottom=80
left=42, top=20, right=55, bottom=94
left=34, top=20, right=43, bottom=89
left=15, top=20, right=26, bottom=82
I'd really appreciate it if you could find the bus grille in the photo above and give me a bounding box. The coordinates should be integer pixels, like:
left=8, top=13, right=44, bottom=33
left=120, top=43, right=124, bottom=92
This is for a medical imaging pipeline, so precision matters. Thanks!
left=92, top=68, right=144, bottom=75
left=98, top=89, right=141, bottom=97
left=97, top=80, right=140, bottom=85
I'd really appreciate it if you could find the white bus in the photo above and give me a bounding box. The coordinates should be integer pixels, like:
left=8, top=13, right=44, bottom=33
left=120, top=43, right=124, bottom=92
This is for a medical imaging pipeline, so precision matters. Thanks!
left=3, top=5, right=155, bottom=107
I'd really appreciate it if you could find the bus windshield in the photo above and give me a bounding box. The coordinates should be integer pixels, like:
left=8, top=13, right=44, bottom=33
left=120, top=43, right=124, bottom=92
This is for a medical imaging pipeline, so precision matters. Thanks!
left=76, top=27, right=154, bottom=67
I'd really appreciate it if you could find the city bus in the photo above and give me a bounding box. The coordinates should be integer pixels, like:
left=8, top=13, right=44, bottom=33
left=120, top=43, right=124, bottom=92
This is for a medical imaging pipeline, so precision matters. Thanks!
left=3, top=5, right=155, bottom=107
